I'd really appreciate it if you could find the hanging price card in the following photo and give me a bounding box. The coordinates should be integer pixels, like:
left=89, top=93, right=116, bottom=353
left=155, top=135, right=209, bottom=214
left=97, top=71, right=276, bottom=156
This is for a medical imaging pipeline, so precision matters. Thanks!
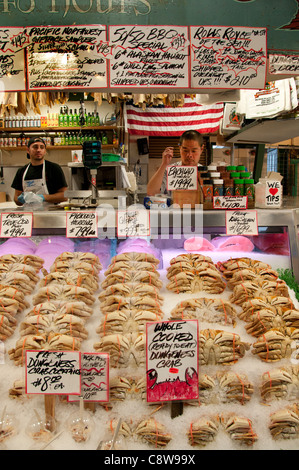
left=0, top=212, right=33, bottom=237
left=167, top=166, right=198, bottom=191
left=66, top=211, right=97, bottom=238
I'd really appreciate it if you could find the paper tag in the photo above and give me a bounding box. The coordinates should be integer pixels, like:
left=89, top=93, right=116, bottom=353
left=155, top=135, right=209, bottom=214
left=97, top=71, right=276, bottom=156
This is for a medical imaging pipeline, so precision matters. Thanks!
left=66, top=211, right=97, bottom=238
left=0, top=212, right=33, bottom=237
left=167, top=166, right=198, bottom=191
left=213, top=196, right=248, bottom=209
left=146, top=320, right=199, bottom=403
left=265, top=181, right=282, bottom=207
left=226, top=210, right=258, bottom=235
left=68, top=353, right=109, bottom=403
left=117, top=209, right=150, bottom=238
left=25, top=350, right=81, bottom=395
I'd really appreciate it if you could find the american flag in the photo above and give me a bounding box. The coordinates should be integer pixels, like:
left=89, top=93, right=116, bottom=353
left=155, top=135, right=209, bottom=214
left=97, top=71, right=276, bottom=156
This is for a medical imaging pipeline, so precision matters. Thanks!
left=124, top=96, right=224, bottom=136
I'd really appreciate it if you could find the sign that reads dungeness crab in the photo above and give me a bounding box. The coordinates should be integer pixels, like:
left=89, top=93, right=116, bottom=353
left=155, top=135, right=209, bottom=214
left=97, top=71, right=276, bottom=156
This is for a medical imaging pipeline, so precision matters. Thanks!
left=146, top=320, right=199, bottom=402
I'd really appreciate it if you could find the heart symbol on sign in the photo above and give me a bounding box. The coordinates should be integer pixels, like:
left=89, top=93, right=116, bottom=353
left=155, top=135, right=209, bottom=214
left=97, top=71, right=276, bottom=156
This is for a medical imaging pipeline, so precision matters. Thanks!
left=269, top=188, right=278, bottom=196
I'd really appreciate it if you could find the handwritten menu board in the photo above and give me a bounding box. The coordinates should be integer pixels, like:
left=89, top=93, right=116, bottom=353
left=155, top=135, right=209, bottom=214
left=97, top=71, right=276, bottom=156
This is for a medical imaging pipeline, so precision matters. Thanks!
left=26, top=25, right=108, bottom=90
left=109, top=25, right=189, bottom=88
left=146, top=320, right=199, bottom=402
left=117, top=208, right=150, bottom=237
left=190, top=26, right=267, bottom=89
left=0, top=27, right=26, bottom=91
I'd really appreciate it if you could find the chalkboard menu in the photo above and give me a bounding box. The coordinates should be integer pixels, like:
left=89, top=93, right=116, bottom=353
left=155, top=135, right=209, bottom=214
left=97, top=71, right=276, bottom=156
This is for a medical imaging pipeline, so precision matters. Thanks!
left=0, top=27, right=26, bottom=91
left=190, top=25, right=267, bottom=89
left=109, top=25, right=190, bottom=88
left=26, top=25, right=108, bottom=90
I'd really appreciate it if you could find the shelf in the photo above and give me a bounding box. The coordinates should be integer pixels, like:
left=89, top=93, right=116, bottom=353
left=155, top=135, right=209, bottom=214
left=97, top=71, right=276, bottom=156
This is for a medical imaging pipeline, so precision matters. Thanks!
left=0, top=145, right=117, bottom=151
left=0, top=126, right=117, bottom=132
left=226, top=117, right=299, bottom=144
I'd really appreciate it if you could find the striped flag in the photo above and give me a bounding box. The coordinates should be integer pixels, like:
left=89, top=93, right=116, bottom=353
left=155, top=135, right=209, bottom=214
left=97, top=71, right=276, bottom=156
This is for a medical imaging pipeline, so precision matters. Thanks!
left=125, top=97, right=224, bottom=136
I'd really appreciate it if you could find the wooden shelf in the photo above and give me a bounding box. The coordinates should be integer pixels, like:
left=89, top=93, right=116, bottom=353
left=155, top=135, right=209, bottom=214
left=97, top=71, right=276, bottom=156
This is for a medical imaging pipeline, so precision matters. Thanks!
left=0, top=125, right=117, bottom=132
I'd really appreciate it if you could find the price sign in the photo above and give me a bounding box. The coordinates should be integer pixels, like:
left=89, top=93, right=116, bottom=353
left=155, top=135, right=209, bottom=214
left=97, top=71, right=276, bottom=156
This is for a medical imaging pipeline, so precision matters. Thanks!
left=167, top=166, right=198, bottom=191
left=146, top=320, right=199, bottom=403
left=226, top=210, right=258, bottom=235
left=25, top=350, right=81, bottom=395
left=117, top=208, right=150, bottom=238
left=68, top=353, right=109, bottom=403
left=66, top=211, right=97, bottom=238
left=213, top=196, right=248, bottom=209
left=0, top=212, right=33, bottom=237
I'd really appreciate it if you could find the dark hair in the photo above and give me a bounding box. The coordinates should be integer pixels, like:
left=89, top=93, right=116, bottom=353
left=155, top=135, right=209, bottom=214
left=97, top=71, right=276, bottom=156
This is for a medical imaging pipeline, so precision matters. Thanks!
left=179, top=130, right=203, bottom=146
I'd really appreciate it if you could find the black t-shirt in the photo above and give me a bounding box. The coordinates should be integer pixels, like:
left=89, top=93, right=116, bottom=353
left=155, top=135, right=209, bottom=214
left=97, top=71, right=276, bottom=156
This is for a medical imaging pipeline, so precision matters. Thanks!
left=11, top=160, right=67, bottom=194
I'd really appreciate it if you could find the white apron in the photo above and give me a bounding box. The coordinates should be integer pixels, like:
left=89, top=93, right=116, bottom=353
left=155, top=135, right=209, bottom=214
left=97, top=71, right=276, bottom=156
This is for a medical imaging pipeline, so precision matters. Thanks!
left=22, top=161, right=49, bottom=195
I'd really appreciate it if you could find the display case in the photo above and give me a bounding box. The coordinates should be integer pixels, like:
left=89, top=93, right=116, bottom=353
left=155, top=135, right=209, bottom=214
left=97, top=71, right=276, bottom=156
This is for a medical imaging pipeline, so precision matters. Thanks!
left=0, top=206, right=299, bottom=451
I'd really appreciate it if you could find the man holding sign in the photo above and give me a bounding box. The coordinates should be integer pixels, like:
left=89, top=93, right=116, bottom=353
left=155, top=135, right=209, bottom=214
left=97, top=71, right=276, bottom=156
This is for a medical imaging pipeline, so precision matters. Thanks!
left=11, top=137, right=68, bottom=206
left=147, top=130, right=204, bottom=196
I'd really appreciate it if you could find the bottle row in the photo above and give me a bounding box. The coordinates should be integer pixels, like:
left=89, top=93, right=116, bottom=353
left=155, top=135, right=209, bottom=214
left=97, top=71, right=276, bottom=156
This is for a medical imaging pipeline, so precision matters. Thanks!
left=0, top=130, right=119, bottom=148
left=1, top=108, right=104, bottom=129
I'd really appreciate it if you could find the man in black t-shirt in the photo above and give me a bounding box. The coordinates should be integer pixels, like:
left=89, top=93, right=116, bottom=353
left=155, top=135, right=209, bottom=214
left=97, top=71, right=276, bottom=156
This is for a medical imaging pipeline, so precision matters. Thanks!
left=11, top=137, right=68, bottom=206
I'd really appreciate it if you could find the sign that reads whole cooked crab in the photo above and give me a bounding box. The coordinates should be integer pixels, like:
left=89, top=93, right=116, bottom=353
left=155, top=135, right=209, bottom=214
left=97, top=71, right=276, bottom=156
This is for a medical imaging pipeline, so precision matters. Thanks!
left=146, top=320, right=199, bottom=402
left=25, top=350, right=81, bottom=395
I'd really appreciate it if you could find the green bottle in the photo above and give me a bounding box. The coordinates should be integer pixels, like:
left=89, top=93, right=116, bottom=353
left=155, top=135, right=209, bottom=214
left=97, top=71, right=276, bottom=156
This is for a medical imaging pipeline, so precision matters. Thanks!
left=59, top=107, right=64, bottom=127
left=63, top=111, right=69, bottom=127
left=74, top=109, right=79, bottom=127
left=101, top=132, right=108, bottom=145
left=69, top=109, right=74, bottom=127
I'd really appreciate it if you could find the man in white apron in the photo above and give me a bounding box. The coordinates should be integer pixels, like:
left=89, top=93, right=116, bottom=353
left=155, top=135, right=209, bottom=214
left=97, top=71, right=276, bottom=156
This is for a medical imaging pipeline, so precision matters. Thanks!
left=12, top=137, right=68, bottom=206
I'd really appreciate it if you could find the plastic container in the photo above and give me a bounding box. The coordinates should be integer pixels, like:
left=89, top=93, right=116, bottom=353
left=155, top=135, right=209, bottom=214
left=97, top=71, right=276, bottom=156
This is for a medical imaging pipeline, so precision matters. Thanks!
left=230, top=171, right=240, bottom=179
left=213, top=179, right=224, bottom=196
left=207, top=165, right=217, bottom=171
left=234, top=178, right=244, bottom=196
left=102, top=153, right=120, bottom=162
left=236, top=165, right=246, bottom=172
left=226, top=165, right=237, bottom=171
left=245, top=178, right=255, bottom=207
left=224, top=179, right=234, bottom=196
left=240, top=171, right=251, bottom=179
left=202, top=179, right=213, bottom=209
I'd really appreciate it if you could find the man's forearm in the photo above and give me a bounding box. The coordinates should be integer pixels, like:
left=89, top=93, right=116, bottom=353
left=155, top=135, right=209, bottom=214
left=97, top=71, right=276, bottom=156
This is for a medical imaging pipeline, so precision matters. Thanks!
left=147, top=164, right=167, bottom=196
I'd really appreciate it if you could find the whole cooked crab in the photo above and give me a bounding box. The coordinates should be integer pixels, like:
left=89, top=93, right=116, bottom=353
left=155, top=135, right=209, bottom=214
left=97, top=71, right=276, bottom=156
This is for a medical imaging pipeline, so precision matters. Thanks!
left=230, top=279, right=289, bottom=305
left=217, top=257, right=272, bottom=279
left=102, top=269, right=162, bottom=289
left=199, top=329, right=250, bottom=365
left=260, top=365, right=299, bottom=402
left=269, top=403, right=299, bottom=440
left=239, top=296, right=294, bottom=322
left=252, top=327, right=299, bottom=362
left=33, top=284, right=95, bottom=306
left=170, top=297, right=237, bottom=326
left=167, top=269, right=226, bottom=294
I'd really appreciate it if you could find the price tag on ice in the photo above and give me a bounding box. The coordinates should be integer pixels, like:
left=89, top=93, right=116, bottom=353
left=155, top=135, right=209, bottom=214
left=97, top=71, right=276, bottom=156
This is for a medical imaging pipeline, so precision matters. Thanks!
left=117, top=209, right=150, bottom=237
left=25, top=350, right=81, bottom=395
left=68, top=352, right=109, bottom=403
left=66, top=211, right=97, bottom=238
left=0, top=212, right=33, bottom=237
left=225, top=210, right=258, bottom=236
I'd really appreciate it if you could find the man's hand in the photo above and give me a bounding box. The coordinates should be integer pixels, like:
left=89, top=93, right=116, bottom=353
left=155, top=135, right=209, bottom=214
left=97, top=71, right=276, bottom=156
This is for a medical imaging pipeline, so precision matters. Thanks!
left=162, top=147, right=174, bottom=166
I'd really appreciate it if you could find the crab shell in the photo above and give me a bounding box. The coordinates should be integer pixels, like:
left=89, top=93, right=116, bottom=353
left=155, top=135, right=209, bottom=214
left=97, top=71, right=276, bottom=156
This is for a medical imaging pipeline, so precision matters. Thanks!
left=47, top=331, right=82, bottom=350
left=0, top=262, right=40, bottom=282
left=199, top=329, right=250, bottom=365
left=188, top=416, right=219, bottom=447
left=40, top=271, right=99, bottom=294
left=0, top=314, right=17, bottom=340
left=8, top=334, right=47, bottom=366
left=252, top=328, right=299, bottom=362
left=230, top=280, right=290, bottom=305
left=0, top=272, right=36, bottom=295
left=239, top=296, right=294, bottom=321
left=227, top=268, right=279, bottom=289
left=99, top=283, right=163, bottom=302
left=269, top=403, right=299, bottom=439
left=102, top=270, right=162, bottom=289
left=54, top=251, right=102, bottom=269
left=260, top=365, right=298, bottom=402
left=170, top=297, right=237, bottom=326
left=0, top=254, right=44, bottom=270
left=110, top=251, right=160, bottom=265
left=217, top=371, right=254, bottom=405
left=170, top=253, right=213, bottom=265
left=134, top=418, right=172, bottom=448
left=0, top=285, right=29, bottom=312
left=167, top=270, right=226, bottom=294
left=93, top=334, right=131, bottom=367
left=0, top=296, right=20, bottom=317
left=33, top=285, right=95, bottom=306
left=167, top=260, right=218, bottom=279
left=221, top=414, right=258, bottom=446
left=99, top=295, right=163, bottom=315
left=104, top=260, right=159, bottom=276
left=50, top=260, right=100, bottom=278
left=217, top=258, right=272, bottom=278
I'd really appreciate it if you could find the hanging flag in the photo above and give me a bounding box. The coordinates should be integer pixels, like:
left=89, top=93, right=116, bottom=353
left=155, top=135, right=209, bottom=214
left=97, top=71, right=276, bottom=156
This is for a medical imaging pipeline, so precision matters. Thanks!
left=125, top=97, right=224, bottom=136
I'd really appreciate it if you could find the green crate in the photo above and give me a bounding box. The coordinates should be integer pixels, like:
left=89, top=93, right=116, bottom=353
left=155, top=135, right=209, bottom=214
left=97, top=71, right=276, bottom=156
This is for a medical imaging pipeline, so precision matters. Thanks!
left=102, top=153, right=120, bottom=162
